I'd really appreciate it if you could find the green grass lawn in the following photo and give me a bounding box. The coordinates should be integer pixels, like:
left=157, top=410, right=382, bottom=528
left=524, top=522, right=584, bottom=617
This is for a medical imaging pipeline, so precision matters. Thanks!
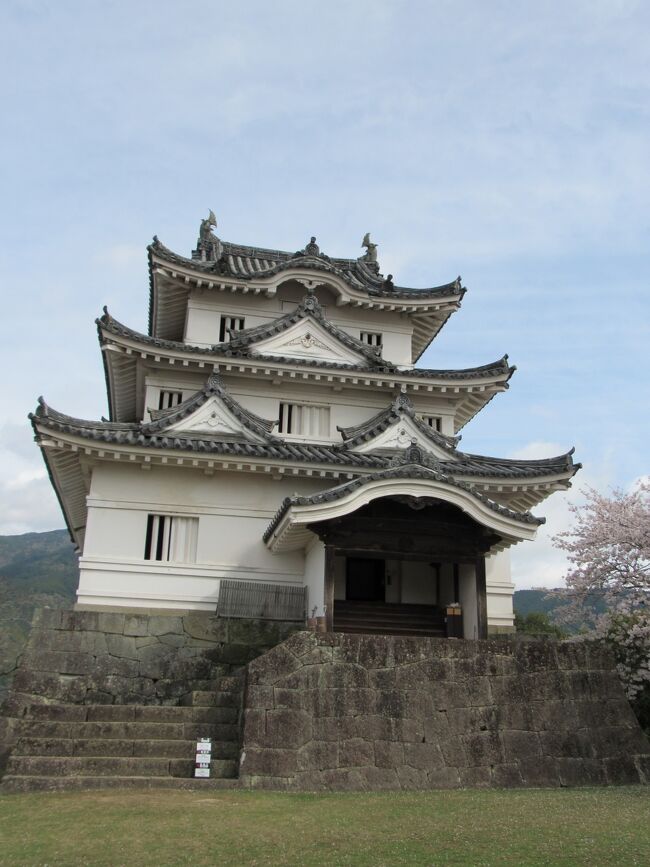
left=0, top=787, right=649, bottom=866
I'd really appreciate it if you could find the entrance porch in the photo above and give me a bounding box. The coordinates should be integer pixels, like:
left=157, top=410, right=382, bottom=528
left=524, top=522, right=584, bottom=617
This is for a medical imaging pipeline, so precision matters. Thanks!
left=311, top=497, right=496, bottom=640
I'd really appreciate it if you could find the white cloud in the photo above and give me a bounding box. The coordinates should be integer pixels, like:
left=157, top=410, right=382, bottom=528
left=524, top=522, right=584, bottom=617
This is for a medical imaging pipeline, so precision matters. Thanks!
left=0, top=422, right=64, bottom=534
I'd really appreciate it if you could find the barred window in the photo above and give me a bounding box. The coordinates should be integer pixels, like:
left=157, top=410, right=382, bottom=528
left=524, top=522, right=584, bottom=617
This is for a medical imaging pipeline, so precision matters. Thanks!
left=420, top=415, right=442, bottom=433
left=278, top=402, right=330, bottom=437
left=158, top=390, right=183, bottom=410
left=219, top=316, right=245, bottom=342
left=360, top=331, right=382, bottom=351
left=144, top=515, right=198, bottom=563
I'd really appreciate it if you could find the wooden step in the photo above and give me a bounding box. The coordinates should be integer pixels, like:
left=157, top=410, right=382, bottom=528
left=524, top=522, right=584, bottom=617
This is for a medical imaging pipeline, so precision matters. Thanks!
left=335, top=626, right=445, bottom=637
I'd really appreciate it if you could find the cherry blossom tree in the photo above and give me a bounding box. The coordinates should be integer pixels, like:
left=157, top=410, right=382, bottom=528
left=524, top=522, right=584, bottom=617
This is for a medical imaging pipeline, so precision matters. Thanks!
left=553, top=482, right=649, bottom=728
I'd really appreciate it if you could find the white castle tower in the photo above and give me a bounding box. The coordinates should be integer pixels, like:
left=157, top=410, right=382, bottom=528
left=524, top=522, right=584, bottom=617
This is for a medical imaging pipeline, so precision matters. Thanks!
left=31, top=214, right=580, bottom=638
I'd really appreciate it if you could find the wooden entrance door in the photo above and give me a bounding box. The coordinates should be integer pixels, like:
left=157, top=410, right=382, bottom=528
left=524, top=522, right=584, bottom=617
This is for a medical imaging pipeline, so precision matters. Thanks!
left=346, top=557, right=385, bottom=601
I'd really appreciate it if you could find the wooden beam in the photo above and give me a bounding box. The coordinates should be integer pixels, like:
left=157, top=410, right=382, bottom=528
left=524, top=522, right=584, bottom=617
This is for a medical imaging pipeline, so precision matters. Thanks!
left=475, top=556, right=488, bottom=639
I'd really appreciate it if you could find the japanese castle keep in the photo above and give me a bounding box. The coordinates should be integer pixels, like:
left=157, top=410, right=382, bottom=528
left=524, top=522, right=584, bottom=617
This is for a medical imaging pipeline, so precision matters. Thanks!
left=2, top=214, right=648, bottom=792
left=35, top=216, right=578, bottom=631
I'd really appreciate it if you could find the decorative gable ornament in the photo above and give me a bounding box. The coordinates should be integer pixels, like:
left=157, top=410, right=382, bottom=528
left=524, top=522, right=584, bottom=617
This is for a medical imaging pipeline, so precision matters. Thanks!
left=251, top=317, right=371, bottom=366
left=165, top=395, right=262, bottom=441
left=351, top=415, right=457, bottom=460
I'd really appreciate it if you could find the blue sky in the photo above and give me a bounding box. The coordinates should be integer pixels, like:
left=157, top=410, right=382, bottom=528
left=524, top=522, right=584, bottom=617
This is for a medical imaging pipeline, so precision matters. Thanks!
left=1, top=1, right=648, bottom=587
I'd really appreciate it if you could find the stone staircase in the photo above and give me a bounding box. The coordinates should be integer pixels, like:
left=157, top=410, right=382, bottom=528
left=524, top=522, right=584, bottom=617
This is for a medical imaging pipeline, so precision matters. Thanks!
left=333, top=600, right=447, bottom=637
left=1, top=671, right=246, bottom=792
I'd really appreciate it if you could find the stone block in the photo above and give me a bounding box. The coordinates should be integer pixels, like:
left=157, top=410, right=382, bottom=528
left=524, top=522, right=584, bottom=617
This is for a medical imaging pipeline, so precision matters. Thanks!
left=265, top=710, right=312, bottom=748
left=156, top=633, right=187, bottom=648
left=122, top=615, right=150, bottom=637
left=392, top=637, right=433, bottom=667
left=500, top=731, right=542, bottom=761
left=426, top=766, right=461, bottom=788
left=539, top=729, right=594, bottom=759
left=373, top=740, right=404, bottom=769
left=518, top=757, right=561, bottom=787
left=241, top=748, right=297, bottom=777
left=357, top=766, right=399, bottom=790
left=22, top=651, right=96, bottom=676
left=242, top=709, right=266, bottom=746
left=491, top=763, right=525, bottom=788
left=368, top=668, right=396, bottom=690
left=557, top=758, right=607, bottom=787
left=338, top=738, right=374, bottom=768
left=58, top=611, right=100, bottom=632
left=246, top=644, right=301, bottom=686
left=439, top=736, right=467, bottom=768
left=31, top=608, right=64, bottom=630
left=312, top=715, right=357, bottom=741
left=319, top=663, right=368, bottom=690
left=276, top=631, right=316, bottom=658
left=297, top=740, right=338, bottom=771
left=604, top=756, right=643, bottom=785
left=464, top=732, right=504, bottom=767
left=281, top=666, right=321, bottom=690
left=246, top=685, right=274, bottom=708
left=313, top=688, right=375, bottom=718
left=319, top=767, right=367, bottom=790
left=423, top=710, right=450, bottom=741
left=394, top=764, right=427, bottom=789
left=357, top=637, right=395, bottom=670
left=146, top=616, right=184, bottom=637
left=105, top=634, right=142, bottom=659
left=272, top=687, right=303, bottom=710
left=459, top=766, right=491, bottom=787
left=332, top=635, right=361, bottom=665
left=403, top=742, right=444, bottom=770
left=182, top=615, right=228, bottom=643
left=137, top=644, right=174, bottom=680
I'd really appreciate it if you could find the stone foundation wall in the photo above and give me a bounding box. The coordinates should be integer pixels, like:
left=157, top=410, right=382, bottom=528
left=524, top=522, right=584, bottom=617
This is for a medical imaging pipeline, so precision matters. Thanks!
left=0, top=607, right=300, bottom=773
left=5, top=608, right=300, bottom=712
left=240, top=632, right=650, bottom=789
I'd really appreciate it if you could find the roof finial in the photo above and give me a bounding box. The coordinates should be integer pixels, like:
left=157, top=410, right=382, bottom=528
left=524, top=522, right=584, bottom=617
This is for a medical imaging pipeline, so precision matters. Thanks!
left=193, top=210, right=220, bottom=262
left=304, top=236, right=320, bottom=256
left=361, top=232, right=378, bottom=264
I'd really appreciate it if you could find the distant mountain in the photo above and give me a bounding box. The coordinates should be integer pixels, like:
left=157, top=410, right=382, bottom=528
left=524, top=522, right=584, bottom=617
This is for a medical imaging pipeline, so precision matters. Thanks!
left=0, top=529, right=78, bottom=702
left=513, top=588, right=607, bottom=633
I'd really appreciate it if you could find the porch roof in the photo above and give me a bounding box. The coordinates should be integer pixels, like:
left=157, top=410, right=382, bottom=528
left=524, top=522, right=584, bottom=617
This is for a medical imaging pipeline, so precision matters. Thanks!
left=263, top=463, right=543, bottom=554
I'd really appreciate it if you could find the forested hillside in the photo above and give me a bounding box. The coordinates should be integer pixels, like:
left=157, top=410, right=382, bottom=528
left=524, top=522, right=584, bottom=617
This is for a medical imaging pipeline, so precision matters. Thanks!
left=0, top=530, right=78, bottom=702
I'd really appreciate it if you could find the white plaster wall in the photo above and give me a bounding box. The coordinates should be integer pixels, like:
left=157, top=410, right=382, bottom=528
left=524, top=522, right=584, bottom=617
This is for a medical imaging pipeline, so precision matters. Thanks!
left=304, top=539, right=326, bottom=617
left=459, top=563, right=479, bottom=639
left=183, top=284, right=414, bottom=366
left=79, top=464, right=327, bottom=610
left=485, top=549, right=515, bottom=629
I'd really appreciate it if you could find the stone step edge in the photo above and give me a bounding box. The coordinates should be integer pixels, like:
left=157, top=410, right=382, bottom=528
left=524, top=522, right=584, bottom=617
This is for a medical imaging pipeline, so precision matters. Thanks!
left=0, top=776, right=243, bottom=793
left=11, top=739, right=240, bottom=759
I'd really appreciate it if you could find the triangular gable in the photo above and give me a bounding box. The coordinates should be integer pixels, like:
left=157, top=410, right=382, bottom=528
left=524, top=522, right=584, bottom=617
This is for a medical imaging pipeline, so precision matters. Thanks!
left=351, top=413, right=458, bottom=460
left=251, top=317, right=371, bottom=366
left=144, top=374, right=277, bottom=444
left=164, top=394, right=267, bottom=442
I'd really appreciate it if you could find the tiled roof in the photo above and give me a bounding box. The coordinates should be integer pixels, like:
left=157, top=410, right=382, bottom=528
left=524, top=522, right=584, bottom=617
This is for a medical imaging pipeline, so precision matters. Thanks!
left=263, top=465, right=545, bottom=543
left=145, top=373, right=278, bottom=439
left=150, top=236, right=466, bottom=300
left=30, top=379, right=579, bottom=483
left=98, top=310, right=514, bottom=382
left=337, top=391, right=461, bottom=453
left=224, top=294, right=389, bottom=368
